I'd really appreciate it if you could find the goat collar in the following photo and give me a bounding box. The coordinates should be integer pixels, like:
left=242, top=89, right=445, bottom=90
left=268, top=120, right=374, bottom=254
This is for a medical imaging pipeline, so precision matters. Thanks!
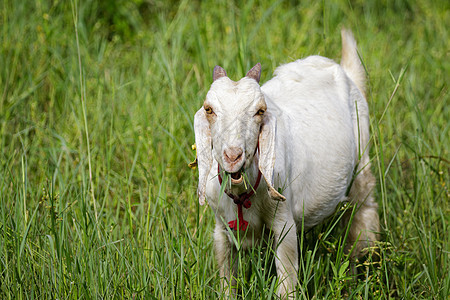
left=217, top=163, right=262, bottom=232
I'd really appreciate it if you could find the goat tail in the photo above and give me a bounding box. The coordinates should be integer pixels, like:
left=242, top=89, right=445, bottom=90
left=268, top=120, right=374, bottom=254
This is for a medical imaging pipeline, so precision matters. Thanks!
left=340, top=29, right=366, bottom=96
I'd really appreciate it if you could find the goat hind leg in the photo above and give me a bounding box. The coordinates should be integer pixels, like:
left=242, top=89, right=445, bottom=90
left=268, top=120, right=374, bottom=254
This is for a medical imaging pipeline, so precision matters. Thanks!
left=344, top=170, right=380, bottom=258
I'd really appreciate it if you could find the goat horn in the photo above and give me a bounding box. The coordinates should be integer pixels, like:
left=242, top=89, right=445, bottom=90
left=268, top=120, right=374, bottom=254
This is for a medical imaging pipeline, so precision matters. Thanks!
left=246, top=63, right=261, bottom=83
left=213, top=65, right=227, bottom=81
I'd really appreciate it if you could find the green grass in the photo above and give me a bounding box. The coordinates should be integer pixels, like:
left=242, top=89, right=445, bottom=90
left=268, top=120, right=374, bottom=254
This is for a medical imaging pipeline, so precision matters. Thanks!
left=0, top=0, right=448, bottom=298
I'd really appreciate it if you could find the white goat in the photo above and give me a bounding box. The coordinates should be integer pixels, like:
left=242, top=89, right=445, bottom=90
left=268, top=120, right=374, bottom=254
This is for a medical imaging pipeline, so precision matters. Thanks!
left=193, top=29, right=379, bottom=298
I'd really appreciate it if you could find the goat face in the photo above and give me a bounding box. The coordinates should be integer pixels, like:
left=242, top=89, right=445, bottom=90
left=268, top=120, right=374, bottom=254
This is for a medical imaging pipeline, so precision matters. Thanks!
left=204, top=75, right=266, bottom=182
left=194, top=64, right=286, bottom=205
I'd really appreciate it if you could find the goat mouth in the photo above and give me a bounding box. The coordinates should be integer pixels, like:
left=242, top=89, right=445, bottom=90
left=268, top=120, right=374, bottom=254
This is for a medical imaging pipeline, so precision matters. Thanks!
left=228, top=171, right=243, bottom=184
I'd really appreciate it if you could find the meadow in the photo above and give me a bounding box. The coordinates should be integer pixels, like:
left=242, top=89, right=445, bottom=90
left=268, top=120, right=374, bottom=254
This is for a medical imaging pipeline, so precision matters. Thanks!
left=0, top=0, right=448, bottom=298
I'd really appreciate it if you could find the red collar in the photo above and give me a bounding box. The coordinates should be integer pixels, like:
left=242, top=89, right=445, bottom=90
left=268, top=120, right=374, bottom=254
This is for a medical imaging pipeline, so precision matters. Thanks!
left=217, top=164, right=262, bottom=231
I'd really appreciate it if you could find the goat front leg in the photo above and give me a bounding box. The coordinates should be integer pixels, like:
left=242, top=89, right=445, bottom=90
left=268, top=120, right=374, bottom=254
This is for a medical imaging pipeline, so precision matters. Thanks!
left=273, top=220, right=298, bottom=299
left=214, top=224, right=238, bottom=296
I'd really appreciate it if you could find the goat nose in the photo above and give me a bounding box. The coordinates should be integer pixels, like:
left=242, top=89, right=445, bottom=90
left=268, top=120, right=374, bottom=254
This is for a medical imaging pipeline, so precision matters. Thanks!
left=224, top=147, right=243, bottom=163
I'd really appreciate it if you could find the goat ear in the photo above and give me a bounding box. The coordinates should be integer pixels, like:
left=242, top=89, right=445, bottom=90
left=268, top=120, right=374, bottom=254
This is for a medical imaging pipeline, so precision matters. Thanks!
left=213, top=65, right=227, bottom=82
left=258, top=112, right=286, bottom=201
left=246, top=63, right=261, bottom=83
left=194, top=107, right=213, bottom=205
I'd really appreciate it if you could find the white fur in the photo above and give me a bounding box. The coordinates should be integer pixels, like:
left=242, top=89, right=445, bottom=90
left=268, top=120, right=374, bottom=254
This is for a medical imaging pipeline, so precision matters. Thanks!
left=194, top=29, right=379, bottom=298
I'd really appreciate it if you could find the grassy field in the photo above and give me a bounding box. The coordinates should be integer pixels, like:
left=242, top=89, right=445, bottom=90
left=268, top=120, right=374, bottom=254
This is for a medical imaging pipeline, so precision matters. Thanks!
left=0, top=0, right=448, bottom=298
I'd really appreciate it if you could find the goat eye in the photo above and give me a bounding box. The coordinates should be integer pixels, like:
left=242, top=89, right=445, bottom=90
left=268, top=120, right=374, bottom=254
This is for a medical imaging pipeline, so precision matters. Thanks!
left=256, top=109, right=265, bottom=116
left=204, top=106, right=214, bottom=114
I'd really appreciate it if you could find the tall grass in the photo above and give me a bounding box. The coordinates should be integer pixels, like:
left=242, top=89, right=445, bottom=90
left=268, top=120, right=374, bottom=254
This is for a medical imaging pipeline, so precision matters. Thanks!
left=0, top=0, right=448, bottom=298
